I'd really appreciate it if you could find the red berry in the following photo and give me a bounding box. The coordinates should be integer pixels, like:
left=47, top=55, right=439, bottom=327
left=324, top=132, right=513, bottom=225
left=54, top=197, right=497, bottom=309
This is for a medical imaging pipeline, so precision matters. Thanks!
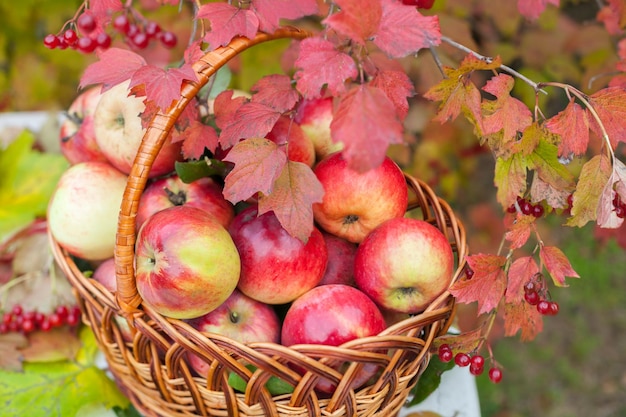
left=523, top=281, right=536, bottom=294
left=66, top=312, right=80, bottom=327
left=39, top=319, right=52, bottom=332
left=56, top=36, right=68, bottom=50
left=566, top=193, right=574, bottom=209
left=548, top=301, right=560, bottom=316
left=520, top=200, right=533, bottom=216
left=77, top=12, right=96, bottom=34
left=56, top=305, right=69, bottom=319
left=470, top=355, right=485, bottom=368
left=95, top=32, right=112, bottom=49
left=49, top=312, right=63, bottom=327
left=21, top=318, right=35, bottom=333
left=34, top=311, right=45, bottom=324
left=524, top=291, right=540, bottom=306
left=454, top=352, right=471, bottom=367
left=113, top=14, right=130, bottom=34
left=489, top=367, right=503, bottom=383
left=2, top=313, right=13, bottom=324
left=132, top=32, right=149, bottom=49
left=145, top=21, right=161, bottom=38
left=439, top=349, right=453, bottom=363
left=8, top=320, right=19, bottom=332
left=470, top=363, right=484, bottom=376
left=0, top=322, right=7, bottom=334
left=159, top=31, right=177, bottom=48
left=12, top=305, right=23, bottom=316
left=615, top=204, right=626, bottom=219
left=401, top=0, right=435, bottom=8
left=64, top=29, right=78, bottom=46
left=77, top=36, right=97, bottom=53
left=44, top=34, right=60, bottom=49
left=465, top=266, right=474, bottom=279
left=537, top=300, right=551, bottom=315
left=127, top=24, right=140, bottom=38
left=506, top=203, right=517, bottom=213
left=532, top=204, right=545, bottom=218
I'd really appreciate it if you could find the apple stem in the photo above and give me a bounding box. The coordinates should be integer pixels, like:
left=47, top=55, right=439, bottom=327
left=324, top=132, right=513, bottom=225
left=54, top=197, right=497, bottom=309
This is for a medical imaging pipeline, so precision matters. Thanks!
left=229, top=311, right=240, bottom=324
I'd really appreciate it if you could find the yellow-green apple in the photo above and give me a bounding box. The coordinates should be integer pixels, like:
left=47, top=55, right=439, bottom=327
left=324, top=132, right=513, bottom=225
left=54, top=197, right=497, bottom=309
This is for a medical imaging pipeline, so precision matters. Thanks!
left=184, top=289, right=280, bottom=376
left=312, top=153, right=408, bottom=243
left=317, top=231, right=357, bottom=286
left=266, top=115, right=315, bottom=167
left=281, top=284, right=387, bottom=393
left=92, top=257, right=134, bottom=342
left=59, top=86, right=109, bottom=165
left=135, top=205, right=240, bottom=319
left=294, top=97, right=343, bottom=161
left=228, top=206, right=327, bottom=305
left=48, top=161, right=128, bottom=261
left=93, top=80, right=182, bottom=178
left=354, top=217, right=454, bottom=314
left=136, top=174, right=234, bottom=231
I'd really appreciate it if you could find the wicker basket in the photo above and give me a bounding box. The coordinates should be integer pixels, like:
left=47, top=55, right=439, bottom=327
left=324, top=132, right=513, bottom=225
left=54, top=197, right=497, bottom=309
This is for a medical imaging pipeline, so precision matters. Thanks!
left=49, top=26, right=468, bottom=417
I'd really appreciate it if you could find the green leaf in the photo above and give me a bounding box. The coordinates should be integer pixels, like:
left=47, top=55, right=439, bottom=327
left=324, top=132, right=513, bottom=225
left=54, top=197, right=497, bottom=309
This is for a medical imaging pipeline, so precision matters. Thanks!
left=494, top=153, right=528, bottom=207
left=228, top=364, right=294, bottom=396
left=174, top=158, right=231, bottom=183
left=408, top=355, right=455, bottom=406
left=527, top=139, right=575, bottom=191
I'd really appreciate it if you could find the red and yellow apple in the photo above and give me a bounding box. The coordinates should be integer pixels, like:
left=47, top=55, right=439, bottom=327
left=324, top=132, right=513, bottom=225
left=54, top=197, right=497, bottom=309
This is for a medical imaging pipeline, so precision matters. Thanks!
left=294, top=97, right=343, bottom=160
left=266, top=115, right=315, bottom=167
left=317, top=231, right=357, bottom=286
left=92, top=257, right=134, bottom=342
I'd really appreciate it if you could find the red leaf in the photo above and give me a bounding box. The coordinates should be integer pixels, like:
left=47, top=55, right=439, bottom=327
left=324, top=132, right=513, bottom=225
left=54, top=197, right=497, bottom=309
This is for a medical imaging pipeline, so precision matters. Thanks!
left=505, top=214, right=535, bottom=250
left=597, top=159, right=626, bottom=228
left=213, top=90, right=249, bottom=131
left=373, top=0, right=441, bottom=58
left=129, top=64, right=197, bottom=111
left=588, top=86, right=626, bottom=148
left=89, top=0, right=123, bottom=20
left=449, top=254, right=507, bottom=314
left=252, top=0, right=319, bottom=33
left=222, top=138, right=287, bottom=203
left=539, top=245, right=579, bottom=287
left=184, top=39, right=206, bottom=66
left=330, top=84, right=403, bottom=172
left=258, top=161, right=325, bottom=242
left=481, top=74, right=533, bottom=142
left=198, top=3, right=259, bottom=48
left=251, top=74, right=300, bottom=113
left=597, top=0, right=626, bottom=35
left=544, top=99, right=590, bottom=157
left=506, top=256, right=540, bottom=303
left=323, top=0, right=382, bottom=45
left=294, top=37, right=358, bottom=99
left=517, top=0, right=559, bottom=20
left=218, top=102, right=283, bottom=149
left=180, top=121, right=220, bottom=159
left=79, top=48, right=146, bottom=91
left=370, top=69, right=415, bottom=120
left=503, top=298, right=543, bottom=341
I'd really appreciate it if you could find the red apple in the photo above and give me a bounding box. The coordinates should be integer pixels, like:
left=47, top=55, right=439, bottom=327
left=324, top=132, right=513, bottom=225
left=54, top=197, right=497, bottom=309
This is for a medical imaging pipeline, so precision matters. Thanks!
left=48, top=161, right=128, bottom=261
left=93, top=80, right=183, bottom=178
left=354, top=217, right=455, bottom=314
left=281, top=284, right=387, bottom=393
left=185, top=289, right=280, bottom=376
left=317, top=231, right=357, bottom=286
left=266, top=115, right=315, bottom=167
left=294, top=97, right=343, bottom=161
left=135, top=205, right=240, bottom=319
left=228, top=206, right=327, bottom=305
left=136, top=175, right=234, bottom=231
left=92, top=257, right=134, bottom=342
left=312, top=153, right=408, bottom=243
left=59, top=86, right=109, bottom=165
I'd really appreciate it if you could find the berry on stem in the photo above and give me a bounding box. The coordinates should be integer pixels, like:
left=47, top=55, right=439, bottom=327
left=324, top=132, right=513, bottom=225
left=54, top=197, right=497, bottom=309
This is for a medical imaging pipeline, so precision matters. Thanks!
left=44, top=34, right=60, bottom=49
left=537, top=300, right=551, bottom=315
left=64, top=29, right=78, bottom=46
left=524, top=291, right=540, bottom=306
left=455, top=352, right=471, bottom=367
left=159, top=31, right=177, bottom=48
left=77, top=12, right=96, bottom=34
left=489, top=367, right=503, bottom=383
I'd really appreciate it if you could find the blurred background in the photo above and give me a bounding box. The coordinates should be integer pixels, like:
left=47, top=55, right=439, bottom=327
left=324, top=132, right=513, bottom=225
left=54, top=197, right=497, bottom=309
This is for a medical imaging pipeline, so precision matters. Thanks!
left=1, top=0, right=625, bottom=416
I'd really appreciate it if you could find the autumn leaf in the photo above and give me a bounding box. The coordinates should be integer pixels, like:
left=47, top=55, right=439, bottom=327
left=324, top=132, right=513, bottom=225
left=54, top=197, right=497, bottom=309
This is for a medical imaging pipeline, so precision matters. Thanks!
left=198, top=2, right=259, bottom=48
left=505, top=214, right=536, bottom=250
left=530, top=175, right=571, bottom=209
left=222, top=138, right=287, bottom=203
left=373, top=0, right=441, bottom=58
left=330, top=84, right=404, bottom=172
left=294, top=37, right=358, bottom=99
left=89, top=0, right=124, bottom=20
left=20, top=329, right=81, bottom=363
left=213, top=90, right=249, bottom=131
left=597, top=158, right=626, bottom=228
left=494, top=153, right=527, bottom=208
left=517, top=0, right=559, bottom=20
left=129, top=64, right=197, bottom=111
left=323, top=0, right=382, bottom=46
left=515, top=123, right=558, bottom=156
left=258, top=161, right=324, bottom=242
left=587, top=86, right=626, bottom=148
left=218, top=101, right=283, bottom=149
left=252, top=0, right=318, bottom=33
left=503, top=298, right=543, bottom=341
left=567, top=154, right=612, bottom=227
left=597, top=0, right=626, bottom=35
left=539, top=245, right=579, bottom=287
left=79, top=48, right=146, bottom=91
left=0, top=333, right=27, bottom=372
left=449, top=254, right=507, bottom=314
left=544, top=99, right=590, bottom=157
left=251, top=74, right=300, bottom=113
left=506, top=256, right=540, bottom=303
left=370, top=69, right=415, bottom=120
left=527, top=139, right=576, bottom=192
left=179, top=121, right=219, bottom=159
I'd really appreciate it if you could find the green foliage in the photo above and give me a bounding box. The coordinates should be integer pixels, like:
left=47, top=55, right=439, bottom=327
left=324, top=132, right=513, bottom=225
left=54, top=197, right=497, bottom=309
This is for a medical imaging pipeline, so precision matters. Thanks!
left=409, top=356, right=455, bottom=406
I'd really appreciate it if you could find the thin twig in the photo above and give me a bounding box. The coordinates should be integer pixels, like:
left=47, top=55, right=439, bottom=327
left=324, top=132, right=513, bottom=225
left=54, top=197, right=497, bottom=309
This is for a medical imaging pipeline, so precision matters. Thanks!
left=429, top=45, right=445, bottom=77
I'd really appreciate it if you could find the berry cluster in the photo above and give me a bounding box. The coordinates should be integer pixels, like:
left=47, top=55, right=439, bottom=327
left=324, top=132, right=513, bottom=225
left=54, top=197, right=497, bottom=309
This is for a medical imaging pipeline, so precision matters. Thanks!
left=506, top=196, right=545, bottom=218
left=523, top=276, right=559, bottom=315
left=0, top=304, right=82, bottom=334
left=613, top=193, right=626, bottom=218
left=438, top=344, right=503, bottom=383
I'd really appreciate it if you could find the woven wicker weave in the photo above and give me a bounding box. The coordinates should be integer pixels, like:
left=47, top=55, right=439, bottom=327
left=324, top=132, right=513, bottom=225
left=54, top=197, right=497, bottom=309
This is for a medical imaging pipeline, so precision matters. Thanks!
left=49, top=26, right=468, bottom=417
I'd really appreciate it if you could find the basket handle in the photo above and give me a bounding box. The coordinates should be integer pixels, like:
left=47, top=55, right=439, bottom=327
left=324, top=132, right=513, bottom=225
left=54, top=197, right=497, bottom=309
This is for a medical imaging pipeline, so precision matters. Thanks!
left=114, top=27, right=312, bottom=319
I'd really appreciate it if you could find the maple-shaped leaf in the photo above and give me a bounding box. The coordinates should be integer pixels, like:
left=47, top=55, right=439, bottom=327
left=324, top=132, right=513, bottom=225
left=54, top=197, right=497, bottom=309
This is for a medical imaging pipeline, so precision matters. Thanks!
left=494, top=153, right=527, bottom=208
left=330, top=84, right=404, bottom=172
left=89, top=0, right=123, bottom=20
left=567, top=154, right=612, bottom=227
left=539, top=245, right=579, bottom=287
left=252, top=0, right=319, bottom=33
left=433, top=327, right=485, bottom=355
left=197, top=2, right=259, bottom=49
left=449, top=254, right=507, bottom=314
left=527, top=139, right=576, bottom=192
left=222, top=138, right=287, bottom=203
left=587, top=86, right=626, bottom=148
left=258, top=161, right=324, bottom=242
left=218, top=101, right=283, bottom=149
left=544, top=99, right=590, bottom=157
left=424, top=55, right=502, bottom=131
left=294, top=37, right=358, bottom=99
left=530, top=175, right=571, bottom=209
left=514, top=123, right=558, bottom=156
left=129, top=64, right=197, bottom=111
left=373, top=0, right=441, bottom=58
left=323, top=0, right=382, bottom=45
left=517, top=0, right=559, bottom=20
left=506, top=256, right=540, bottom=303
left=79, top=48, right=146, bottom=91
left=251, top=74, right=300, bottom=113
left=597, top=0, right=626, bottom=35
left=370, top=69, right=415, bottom=120
left=481, top=74, right=533, bottom=144
left=0, top=333, right=27, bottom=372
left=597, top=158, right=626, bottom=228
left=20, top=329, right=81, bottom=363
left=503, top=297, right=543, bottom=341
left=505, top=214, right=536, bottom=250
left=213, top=90, right=249, bottom=131
left=179, top=121, right=220, bottom=159
left=184, top=39, right=206, bottom=66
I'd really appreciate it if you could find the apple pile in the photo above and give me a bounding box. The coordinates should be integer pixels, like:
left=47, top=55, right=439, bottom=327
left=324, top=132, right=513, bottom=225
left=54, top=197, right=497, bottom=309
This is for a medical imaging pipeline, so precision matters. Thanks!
left=48, top=83, right=456, bottom=394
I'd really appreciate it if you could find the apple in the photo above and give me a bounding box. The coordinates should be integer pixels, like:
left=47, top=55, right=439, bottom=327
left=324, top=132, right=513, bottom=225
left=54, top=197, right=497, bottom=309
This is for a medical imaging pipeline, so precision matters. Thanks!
left=92, top=257, right=134, bottom=342
left=135, top=174, right=234, bottom=231
left=48, top=161, right=128, bottom=261
left=135, top=205, right=240, bottom=319
left=266, top=115, right=315, bottom=167
left=354, top=217, right=455, bottom=314
left=59, top=86, right=109, bottom=165
left=294, top=97, right=343, bottom=161
left=312, top=153, right=408, bottom=243
left=185, top=289, right=281, bottom=376
left=281, top=284, right=387, bottom=393
left=317, top=231, right=357, bottom=287
left=228, top=206, right=328, bottom=305
left=93, top=79, right=183, bottom=178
